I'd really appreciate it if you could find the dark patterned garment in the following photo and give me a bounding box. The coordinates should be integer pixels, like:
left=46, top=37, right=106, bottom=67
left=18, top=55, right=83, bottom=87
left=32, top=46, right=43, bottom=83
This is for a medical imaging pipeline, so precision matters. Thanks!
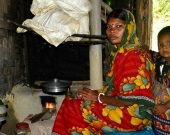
left=151, top=50, right=170, bottom=135
left=151, top=50, right=170, bottom=85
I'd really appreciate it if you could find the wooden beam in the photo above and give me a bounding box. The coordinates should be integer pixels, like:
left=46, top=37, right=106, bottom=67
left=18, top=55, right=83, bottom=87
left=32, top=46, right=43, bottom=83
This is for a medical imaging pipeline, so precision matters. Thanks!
left=136, top=0, right=152, bottom=46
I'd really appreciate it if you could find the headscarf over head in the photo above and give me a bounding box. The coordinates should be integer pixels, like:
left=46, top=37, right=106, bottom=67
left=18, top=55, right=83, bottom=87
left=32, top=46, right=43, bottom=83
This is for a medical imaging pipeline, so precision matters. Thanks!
left=108, top=9, right=140, bottom=53
left=103, top=9, right=154, bottom=120
left=105, top=9, right=140, bottom=95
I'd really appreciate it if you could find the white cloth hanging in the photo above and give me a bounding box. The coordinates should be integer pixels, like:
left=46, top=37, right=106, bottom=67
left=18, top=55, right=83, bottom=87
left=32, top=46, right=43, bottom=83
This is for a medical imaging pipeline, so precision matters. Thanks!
left=17, top=0, right=91, bottom=47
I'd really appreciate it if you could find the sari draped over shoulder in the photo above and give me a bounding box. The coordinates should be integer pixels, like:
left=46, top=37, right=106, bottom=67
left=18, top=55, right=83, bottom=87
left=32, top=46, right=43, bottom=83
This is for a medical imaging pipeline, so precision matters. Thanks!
left=52, top=9, right=155, bottom=135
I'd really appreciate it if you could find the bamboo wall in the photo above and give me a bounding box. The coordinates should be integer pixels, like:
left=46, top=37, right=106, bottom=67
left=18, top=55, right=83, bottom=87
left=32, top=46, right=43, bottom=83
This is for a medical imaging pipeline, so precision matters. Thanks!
left=0, top=0, right=29, bottom=96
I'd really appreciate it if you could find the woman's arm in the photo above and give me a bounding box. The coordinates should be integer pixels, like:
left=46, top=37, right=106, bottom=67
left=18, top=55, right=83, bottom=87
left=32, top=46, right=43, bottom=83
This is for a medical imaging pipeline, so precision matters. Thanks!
left=165, top=100, right=170, bottom=110
left=99, top=94, right=133, bottom=106
left=135, top=45, right=160, bottom=63
left=77, top=50, right=154, bottom=108
left=153, top=100, right=170, bottom=115
left=77, top=87, right=133, bottom=107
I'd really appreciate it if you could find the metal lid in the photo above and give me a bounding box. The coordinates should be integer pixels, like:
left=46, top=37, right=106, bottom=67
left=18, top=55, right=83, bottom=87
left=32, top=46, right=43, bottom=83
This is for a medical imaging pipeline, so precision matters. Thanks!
left=16, top=122, right=29, bottom=129
left=41, top=78, right=71, bottom=88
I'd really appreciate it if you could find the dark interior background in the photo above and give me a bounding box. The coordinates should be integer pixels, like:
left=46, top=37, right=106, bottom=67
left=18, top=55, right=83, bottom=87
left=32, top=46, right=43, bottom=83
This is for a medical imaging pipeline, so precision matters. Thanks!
left=25, top=0, right=137, bottom=87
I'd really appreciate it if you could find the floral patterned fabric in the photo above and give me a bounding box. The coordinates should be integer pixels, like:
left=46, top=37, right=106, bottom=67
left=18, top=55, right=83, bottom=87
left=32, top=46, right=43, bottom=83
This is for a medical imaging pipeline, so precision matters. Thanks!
left=52, top=9, right=155, bottom=135
left=150, top=51, right=170, bottom=134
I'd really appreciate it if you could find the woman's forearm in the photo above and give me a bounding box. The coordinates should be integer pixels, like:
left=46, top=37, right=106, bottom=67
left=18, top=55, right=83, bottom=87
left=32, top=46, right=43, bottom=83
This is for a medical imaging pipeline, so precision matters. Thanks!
left=165, top=100, right=170, bottom=109
left=99, top=95, right=133, bottom=106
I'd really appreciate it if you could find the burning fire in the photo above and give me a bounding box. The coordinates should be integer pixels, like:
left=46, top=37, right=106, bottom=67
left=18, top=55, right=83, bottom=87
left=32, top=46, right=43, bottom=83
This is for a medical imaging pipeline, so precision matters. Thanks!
left=45, top=102, right=55, bottom=109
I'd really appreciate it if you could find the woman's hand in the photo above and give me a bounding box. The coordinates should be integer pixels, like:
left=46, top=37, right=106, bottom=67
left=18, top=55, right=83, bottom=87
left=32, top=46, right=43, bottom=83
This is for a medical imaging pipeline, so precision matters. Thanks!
left=153, top=104, right=168, bottom=115
left=134, top=45, right=149, bottom=57
left=75, top=89, right=84, bottom=99
left=75, top=87, right=98, bottom=101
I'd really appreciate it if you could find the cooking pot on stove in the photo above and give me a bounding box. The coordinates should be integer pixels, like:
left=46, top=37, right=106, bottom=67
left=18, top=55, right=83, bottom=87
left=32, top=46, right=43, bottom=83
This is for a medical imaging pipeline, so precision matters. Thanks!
left=41, top=78, right=72, bottom=94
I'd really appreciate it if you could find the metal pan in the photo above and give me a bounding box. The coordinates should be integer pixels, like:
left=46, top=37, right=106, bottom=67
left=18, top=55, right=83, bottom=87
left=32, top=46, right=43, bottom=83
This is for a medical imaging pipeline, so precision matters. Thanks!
left=41, top=78, right=72, bottom=94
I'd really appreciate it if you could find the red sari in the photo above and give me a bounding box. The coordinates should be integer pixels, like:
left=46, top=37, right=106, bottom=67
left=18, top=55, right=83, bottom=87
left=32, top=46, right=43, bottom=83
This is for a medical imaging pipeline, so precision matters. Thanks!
left=52, top=9, right=155, bottom=135
left=52, top=50, right=155, bottom=135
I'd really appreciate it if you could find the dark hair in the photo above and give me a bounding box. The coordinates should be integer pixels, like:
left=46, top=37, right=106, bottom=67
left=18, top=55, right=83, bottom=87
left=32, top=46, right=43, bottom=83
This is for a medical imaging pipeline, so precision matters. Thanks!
left=158, top=26, right=170, bottom=38
left=107, top=9, right=126, bottom=22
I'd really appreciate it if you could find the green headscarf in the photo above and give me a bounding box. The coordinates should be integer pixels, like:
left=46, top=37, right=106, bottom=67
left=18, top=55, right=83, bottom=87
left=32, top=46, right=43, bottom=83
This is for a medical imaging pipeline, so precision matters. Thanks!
left=108, top=9, right=140, bottom=53
left=102, top=9, right=155, bottom=120
left=104, top=9, right=140, bottom=95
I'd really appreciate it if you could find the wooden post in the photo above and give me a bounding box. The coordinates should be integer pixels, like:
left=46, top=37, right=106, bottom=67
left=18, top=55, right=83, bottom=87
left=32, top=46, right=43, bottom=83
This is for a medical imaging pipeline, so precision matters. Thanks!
left=89, top=0, right=103, bottom=90
left=136, top=0, right=152, bottom=47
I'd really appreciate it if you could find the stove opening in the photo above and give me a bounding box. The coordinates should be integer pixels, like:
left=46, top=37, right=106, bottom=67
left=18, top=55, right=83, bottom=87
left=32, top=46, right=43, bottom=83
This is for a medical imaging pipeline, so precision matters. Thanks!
left=40, top=96, right=56, bottom=107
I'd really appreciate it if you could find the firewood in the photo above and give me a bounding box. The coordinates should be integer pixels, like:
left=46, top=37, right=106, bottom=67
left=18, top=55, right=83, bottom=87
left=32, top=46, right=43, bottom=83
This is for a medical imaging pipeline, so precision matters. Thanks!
left=30, top=112, right=46, bottom=123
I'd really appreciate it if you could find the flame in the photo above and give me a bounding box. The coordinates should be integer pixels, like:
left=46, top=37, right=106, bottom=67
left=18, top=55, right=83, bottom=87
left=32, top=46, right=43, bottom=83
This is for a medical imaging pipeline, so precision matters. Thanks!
left=45, top=102, right=55, bottom=109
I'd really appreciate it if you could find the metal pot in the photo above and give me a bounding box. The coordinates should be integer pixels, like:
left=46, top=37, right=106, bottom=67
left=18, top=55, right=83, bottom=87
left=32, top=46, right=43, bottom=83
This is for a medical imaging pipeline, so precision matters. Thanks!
left=41, top=78, right=72, bottom=94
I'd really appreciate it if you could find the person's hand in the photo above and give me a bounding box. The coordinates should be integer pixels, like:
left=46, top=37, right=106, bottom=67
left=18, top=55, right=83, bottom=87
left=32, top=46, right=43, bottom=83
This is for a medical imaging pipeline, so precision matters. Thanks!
left=134, top=45, right=149, bottom=57
left=153, top=104, right=168, bottom=115
left=75, top=87, right=98, bottom=101
left=75, top=89, right=84, bottom=99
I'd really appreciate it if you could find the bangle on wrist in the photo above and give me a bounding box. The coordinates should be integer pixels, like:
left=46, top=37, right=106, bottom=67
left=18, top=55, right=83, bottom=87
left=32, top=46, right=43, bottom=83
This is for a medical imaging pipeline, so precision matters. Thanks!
left=98, top=93, right=104, bottom=103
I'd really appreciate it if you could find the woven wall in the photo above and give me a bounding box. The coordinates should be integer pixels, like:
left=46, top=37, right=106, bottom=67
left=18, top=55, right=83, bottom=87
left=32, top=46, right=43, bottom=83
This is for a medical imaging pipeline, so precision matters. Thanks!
left=0, top=0, right=29, bottom=96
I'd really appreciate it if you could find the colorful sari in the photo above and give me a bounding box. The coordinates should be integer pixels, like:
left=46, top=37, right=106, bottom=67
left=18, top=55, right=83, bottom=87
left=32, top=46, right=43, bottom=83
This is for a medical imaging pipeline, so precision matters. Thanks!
left=52, top=9, right=155, bottom=135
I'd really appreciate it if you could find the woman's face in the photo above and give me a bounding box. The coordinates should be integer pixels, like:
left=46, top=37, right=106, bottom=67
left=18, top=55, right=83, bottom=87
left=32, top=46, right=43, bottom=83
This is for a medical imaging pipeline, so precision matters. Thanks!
left=106, top=17, right=126, bottom=48
left=158, top=33, right=170, bottom=62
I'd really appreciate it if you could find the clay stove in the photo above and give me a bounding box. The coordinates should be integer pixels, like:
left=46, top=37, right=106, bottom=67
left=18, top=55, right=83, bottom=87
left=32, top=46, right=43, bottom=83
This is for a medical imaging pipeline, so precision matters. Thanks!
left=5, top=81, right=90, bottom=135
